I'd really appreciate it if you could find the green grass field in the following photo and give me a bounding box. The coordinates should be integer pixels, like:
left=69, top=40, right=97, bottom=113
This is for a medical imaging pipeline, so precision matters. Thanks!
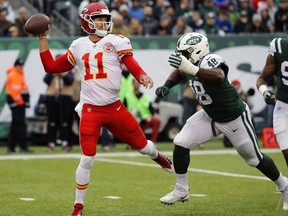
left=0, top=138, right=287, bottom=216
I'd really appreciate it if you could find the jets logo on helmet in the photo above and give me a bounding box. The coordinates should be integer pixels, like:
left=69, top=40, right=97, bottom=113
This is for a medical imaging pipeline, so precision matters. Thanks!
left=186, top=36, right=202, bottom=45
left=176, top=32, right=210, bottom=64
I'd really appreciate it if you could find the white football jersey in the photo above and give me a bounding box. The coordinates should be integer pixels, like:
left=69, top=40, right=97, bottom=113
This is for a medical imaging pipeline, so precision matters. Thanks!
left=67, top=34, right=133, bottom=106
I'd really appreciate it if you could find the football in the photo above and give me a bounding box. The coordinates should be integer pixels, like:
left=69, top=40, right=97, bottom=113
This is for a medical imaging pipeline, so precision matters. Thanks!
left=24, top=14, right=50, bottom=35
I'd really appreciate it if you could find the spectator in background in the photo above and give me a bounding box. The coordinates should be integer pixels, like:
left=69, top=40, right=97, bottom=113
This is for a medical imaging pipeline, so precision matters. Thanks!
left=111, top=12, right=130, bottom=35
left=0, top=0, right=15, bottom=22
left=174, top=0, right=191, bottom=18
left=151, top=14, right=172, bottom=35
left=259, top=8, right=271, bottom=27
left=226, top=1, right=240, bottom=26
left=124, top=79, right=161, bottom=143
left=171, top=16, right=193, bottom=36
left=7, top=25, right=19, bottom=37
left=44, top=64, right=75, bottom=152
left=141, top=5, right=158, bottom=36
left=119, top=66, right=134, bottom=102
left=199, top=0, right=219, bottom=21
left=128, top=18, right=143, bottom=35
left=238, top=0, right=256, bottom=22
left=118, top=4, right=130, bottom=25
left=128, top=0, right=144, bottom=21
left=215, top=10, right=233, bottom=33
left=233, top=10, right=251, bottom=33
left=0, top=8, right=13, bottom=37
left=186, top=10, right=204, bottom=31
left=15, top=6, right=30, bottom=37
left=164, top=5, right=177, bottom=26
left=5, top=58, right=31, bottom=153
left=152, top=0, right=167, bottom=21
left=246, top=13, right=269, bottom=33
left=265, top=0, right=277, bottom=24
left=275, top=0, right=288, bottom=32
left=202, top=12, right=226, bottom=36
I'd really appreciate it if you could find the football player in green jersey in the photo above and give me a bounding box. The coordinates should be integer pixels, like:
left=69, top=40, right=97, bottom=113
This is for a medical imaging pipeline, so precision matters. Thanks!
left=257, top=37, right=288, bottom=181
left=156, top=32, right=288, bottom=210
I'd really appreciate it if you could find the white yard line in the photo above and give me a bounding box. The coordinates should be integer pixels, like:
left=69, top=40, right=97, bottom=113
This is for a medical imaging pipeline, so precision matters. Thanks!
left=0, top=148, right=281, bottom=160
left=0, top=148, right=280, bottom=181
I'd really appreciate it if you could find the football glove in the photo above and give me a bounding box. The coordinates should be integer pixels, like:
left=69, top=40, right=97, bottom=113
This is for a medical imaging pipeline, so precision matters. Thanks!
left=155, top=86, right=170, bottom=98
left=263, top=90, right=276, bottom=105
left=168, top=54, right=199, bottom=76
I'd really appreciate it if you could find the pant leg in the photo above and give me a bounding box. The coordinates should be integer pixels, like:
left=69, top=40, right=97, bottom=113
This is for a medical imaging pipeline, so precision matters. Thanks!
left=9, top=105, right=27, bottom=151
left=46, top=96, right=59, bottom=144
left=58, top=95, right=74, bottom=143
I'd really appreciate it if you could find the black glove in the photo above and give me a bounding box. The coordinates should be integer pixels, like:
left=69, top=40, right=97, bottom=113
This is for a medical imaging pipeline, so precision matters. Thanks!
left=263, top=90, right=276, bottom=105
left=155, top=86, right=170, bottom=98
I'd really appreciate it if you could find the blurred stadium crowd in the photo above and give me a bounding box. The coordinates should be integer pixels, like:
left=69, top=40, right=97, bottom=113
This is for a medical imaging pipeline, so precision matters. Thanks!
left=0, top=0, right=287, bottom=37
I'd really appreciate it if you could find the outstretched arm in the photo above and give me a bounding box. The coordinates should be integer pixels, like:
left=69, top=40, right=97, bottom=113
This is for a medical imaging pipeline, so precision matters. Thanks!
left=38, top=25, right=74, bottom=73
left=122, top=55, right=154, bottom=89
left=155, top=70, right=185, bottom=98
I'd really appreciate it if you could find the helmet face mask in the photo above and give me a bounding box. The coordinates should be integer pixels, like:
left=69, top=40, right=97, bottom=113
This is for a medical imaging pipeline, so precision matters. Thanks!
left=80, top=2, right=113, bottom=37
left=176, top=32, right=210, bottom=64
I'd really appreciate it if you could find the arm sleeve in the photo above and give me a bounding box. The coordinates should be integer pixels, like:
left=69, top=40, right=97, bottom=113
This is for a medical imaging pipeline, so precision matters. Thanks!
left=122, top=55, right=146, bottom=83
left=40, top=50, right=74, bottom=73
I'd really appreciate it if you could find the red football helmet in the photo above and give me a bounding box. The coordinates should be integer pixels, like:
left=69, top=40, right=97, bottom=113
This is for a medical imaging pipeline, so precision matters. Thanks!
left=80, top=2, right=113, bottom=37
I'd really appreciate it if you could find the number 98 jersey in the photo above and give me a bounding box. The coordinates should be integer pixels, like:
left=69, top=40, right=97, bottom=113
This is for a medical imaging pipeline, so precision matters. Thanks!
left=189, top=53, right=245, bottom=122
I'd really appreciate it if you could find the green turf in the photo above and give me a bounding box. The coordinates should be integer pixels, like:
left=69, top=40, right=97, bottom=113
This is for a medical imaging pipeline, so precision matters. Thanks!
left=0, top=138, right=287, bottom=216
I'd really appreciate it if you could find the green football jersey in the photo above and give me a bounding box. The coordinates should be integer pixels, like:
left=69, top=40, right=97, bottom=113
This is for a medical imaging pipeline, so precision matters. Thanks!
left=269, top=37, right=288, bottom=104
left=189, top=53, right=245, bottom=122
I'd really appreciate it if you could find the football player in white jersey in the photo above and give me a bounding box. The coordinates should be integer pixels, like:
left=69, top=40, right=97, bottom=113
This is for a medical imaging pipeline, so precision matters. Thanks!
left=156, top=32, right=288, bottom=210
left=37, top=2, right=174, bottom=215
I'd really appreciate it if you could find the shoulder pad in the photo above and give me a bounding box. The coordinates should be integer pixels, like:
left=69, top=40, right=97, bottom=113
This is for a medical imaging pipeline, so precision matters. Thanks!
left=199, top=54, right=224, bottom=69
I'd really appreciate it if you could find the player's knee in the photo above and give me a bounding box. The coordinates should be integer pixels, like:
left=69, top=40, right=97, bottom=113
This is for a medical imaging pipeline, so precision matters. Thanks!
left=79, top=155, right=95, bottom=170
left=138, top=140, right=155, bottom=155
left=245, top=157, right=259, bottom=167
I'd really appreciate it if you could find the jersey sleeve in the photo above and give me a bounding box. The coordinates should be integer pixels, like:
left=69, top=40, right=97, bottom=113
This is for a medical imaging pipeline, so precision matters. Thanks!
left=268, top=38, right=278, bottom=57
left=114, top=35, right=133, bottom=59
left=199, top=54, right=225, bottom=69
left=66, top=39, right=80, bottom=66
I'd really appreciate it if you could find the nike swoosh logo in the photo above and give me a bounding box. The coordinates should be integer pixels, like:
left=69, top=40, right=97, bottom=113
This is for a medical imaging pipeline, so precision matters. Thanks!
left=232, top=128, right=238, bottom=132
left=116, top=105, right=121, bottom=111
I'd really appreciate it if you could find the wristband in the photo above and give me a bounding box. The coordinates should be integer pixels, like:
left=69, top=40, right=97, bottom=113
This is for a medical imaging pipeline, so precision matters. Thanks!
left=258, top=85, right=268, bottom=96
left=179, top=55, right=199, bottom=76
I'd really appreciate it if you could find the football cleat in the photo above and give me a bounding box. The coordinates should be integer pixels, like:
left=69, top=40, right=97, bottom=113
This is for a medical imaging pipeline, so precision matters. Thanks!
left=70, top=203, right=83, bottom=216
left=282, top=185, right=288, bottom=210
left=160, top=184, right=189, bottom=205
left=153, top=152, right=174, bottom=173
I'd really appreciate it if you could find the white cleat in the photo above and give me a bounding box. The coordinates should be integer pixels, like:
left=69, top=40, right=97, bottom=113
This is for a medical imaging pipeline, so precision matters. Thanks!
left=160, top=184, right=189, bottom=205
left=282, top=185, right=288, bottom=210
